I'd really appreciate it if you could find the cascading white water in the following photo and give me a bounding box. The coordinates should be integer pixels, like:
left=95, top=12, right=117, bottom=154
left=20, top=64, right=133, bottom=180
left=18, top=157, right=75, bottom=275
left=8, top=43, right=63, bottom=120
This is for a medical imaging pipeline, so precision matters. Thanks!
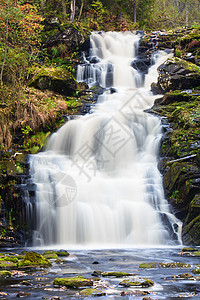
left=28, top=31, right=182, bottom=247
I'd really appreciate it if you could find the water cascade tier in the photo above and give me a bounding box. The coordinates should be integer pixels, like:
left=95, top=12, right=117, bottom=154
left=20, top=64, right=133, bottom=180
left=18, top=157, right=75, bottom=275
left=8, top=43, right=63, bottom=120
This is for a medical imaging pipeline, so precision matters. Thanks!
left=28, top=31, right=182, bottom=247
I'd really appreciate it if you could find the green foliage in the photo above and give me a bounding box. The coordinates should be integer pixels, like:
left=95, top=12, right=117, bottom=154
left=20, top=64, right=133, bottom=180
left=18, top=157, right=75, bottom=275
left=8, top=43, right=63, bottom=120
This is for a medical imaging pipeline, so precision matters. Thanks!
left=0, top=0, right=43, bottom=97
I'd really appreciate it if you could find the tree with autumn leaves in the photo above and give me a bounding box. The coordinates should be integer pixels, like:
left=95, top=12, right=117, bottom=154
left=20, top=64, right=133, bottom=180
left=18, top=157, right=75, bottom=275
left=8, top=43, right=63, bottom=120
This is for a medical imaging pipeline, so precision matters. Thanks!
left=0, top=0, right=43, bottom=92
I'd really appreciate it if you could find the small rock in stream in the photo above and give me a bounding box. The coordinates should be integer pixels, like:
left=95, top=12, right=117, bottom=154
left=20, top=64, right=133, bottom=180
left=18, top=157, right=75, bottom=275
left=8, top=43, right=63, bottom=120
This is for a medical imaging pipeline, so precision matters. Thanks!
left=16, top=292, right=31, bottom=297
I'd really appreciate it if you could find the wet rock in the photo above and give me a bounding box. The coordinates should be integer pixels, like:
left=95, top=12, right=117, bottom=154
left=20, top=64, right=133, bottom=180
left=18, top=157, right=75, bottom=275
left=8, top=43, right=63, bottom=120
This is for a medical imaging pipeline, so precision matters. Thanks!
left=177, top=273, right=194, bottom=279
left=119, top=277, right=154, bottom=288
left=139, top=262, right=191, bottom=269
left=159, top=262, right=191, bottom=268
left=80, top=288, right=106, bottom=296
left=42, top=297, right=60, bottom=300
left=18, top=251, right=52, bottom=268
left=0, top=270, right=11, bottom=278
left=182, top=247, right=198, bottom=252
left=92, top=271, right=102, bottom=277
left=16, top=292, right=31, bottom=297
left=11, top=270, right=27, bottom=277
left=101, top=271, right=134, bottom=277
left=43, top=253, right=58, bottom=260
left=182, top=215, right=200, bottom=245
left=120, top=290, right=150, bottom=296
left=0, top=256, right=18, bottom=269
left=55, top=250, right=69, bottom=257
left=193, top=251, right=200, bottom=256
left=44, top=26, right=86, bottom=53
left=21, top=280, right=32, bottom=286
left=192, top=266, right=200, bottom=274
left=43, top=251, right=59, bottom=259
left=53, top=276, right=93, bottom=288
left=139, top=263, right=157, bottom=268
left=156, top=58, right=200, bottom=93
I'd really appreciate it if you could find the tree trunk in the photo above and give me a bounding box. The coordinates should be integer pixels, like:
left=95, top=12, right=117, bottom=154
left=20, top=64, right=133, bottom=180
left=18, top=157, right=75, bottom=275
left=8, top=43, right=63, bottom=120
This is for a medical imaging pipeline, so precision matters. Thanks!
left=0, top=18, right=8, bottom=88
left=133, top=0, right=136, bottom=22
left=78, top=0, right=84, bottom=21
left=70, top=0, right=76, bottom=22
left=185, top=0, right=188, bottom=26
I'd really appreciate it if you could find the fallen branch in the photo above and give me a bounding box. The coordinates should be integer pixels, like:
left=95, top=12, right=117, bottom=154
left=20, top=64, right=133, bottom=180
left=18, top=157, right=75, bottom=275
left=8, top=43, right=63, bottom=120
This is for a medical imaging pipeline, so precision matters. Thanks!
left=167, top=154, right=197, bottom=164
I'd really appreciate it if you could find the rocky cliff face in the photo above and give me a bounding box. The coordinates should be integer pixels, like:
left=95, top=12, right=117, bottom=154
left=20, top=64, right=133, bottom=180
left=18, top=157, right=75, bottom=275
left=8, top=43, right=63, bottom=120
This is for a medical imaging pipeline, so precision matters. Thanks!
left=139, top=27, right=200, bottom=244
left=152, top=58, right=200, bottom=245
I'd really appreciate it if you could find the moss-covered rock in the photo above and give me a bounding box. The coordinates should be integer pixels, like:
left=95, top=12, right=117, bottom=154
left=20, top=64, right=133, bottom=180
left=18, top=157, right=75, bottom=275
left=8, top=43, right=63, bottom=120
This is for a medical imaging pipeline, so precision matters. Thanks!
left=18, top=251, right=52, bottom=268
left=192, top=266, right=200, bottom=275
left=139, top=263, right=158, bottom=269
left=101, top=271, right=133, bottom=277
left=0, top=256, right=18, bottom=269
left=53, top=276, right=93, bottom=288
left=182, top=215, right=200, bottom=245
left=0, top=270, right=11, bottom=278
left=182, top=247, right=198, bottom=252
left=80, top=288, right=106, bottom=296
left=29, top=66, right=78, bottom=96
left=159, top=262, right=191, bottom=268
left=43, top=253, right=58, bottom=259
left=153, top=91, right=200, bottom=245
left=157, top=58, right=200, bottom=93
left=178, top=273, right=193, bottom=279
left=119, top=277, right=154, bottom=288
left=55, top=250, right=69, bottom=257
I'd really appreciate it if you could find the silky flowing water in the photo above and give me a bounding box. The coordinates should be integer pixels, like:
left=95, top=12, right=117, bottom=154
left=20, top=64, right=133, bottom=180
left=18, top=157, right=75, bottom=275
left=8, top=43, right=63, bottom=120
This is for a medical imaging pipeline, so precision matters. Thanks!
left=0, top=247, right=200, bottom=299
left=28, top=31, right=182, bottom=248
left=1, top=31, right=200, bottom=300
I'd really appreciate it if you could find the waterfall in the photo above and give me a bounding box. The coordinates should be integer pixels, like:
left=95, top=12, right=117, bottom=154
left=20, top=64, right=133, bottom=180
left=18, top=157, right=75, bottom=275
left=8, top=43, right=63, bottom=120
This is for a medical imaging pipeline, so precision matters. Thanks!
left=28, top=31, right=182, bottom=247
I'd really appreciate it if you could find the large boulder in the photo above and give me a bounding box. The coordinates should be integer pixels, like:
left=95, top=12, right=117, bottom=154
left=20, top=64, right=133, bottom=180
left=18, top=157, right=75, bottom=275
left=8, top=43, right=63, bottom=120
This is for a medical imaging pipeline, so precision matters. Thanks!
left=156, top=58, right=200, bottom=93
left=29, top=66, right=78, bottom=96
left=44, top=26, right=86, bottom=52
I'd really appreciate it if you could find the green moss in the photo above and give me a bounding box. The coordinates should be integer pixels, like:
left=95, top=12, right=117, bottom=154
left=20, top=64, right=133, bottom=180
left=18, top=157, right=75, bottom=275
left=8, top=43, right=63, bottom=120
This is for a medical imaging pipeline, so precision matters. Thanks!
left=28, top=66, right=78, bottom=96
left=18, top=251, right=52, bottom=268
left=55, top=250, right=69, bottom=257
left=43, top=253, right=58, bottom=259
left=193, top=266, right=200, bottom=274
left=53, top=276, right=93, bottom=288
left=182, top=247, right=197, bottom=252
left=0, top=260, right=18, bottom=269
left=120, top=279, right=141, bottom=287
left=119, top=278, right=154, bottom=287
left=42, top=250, right=61, bottom=259
left=159, top=262, right=191, bottom=268
left=168, top=57, right=200, bottom=73
left=193, top=251, right=200, bottom=256
left=101, top=271, right=133, bottom=277
left=80, top=288, right=106, bottom=296
left=0, top=270, right=11, bottom=278
left=26, top=131, right=51, bottom=154
left=29, top=66, right=76, bottom=83
left=139, top=263, right=157, bottom=268
left=0, top=256, right=18, bottom=263
left=67, top=97, right=82, bottom=109
left=183, top=215, right=200, bottom=245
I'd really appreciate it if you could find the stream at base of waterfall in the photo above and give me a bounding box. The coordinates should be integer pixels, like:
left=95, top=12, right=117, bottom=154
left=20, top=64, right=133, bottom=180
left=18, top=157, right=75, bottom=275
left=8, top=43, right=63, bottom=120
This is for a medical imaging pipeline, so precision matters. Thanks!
left=27, top=31, right=182, bottom=247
